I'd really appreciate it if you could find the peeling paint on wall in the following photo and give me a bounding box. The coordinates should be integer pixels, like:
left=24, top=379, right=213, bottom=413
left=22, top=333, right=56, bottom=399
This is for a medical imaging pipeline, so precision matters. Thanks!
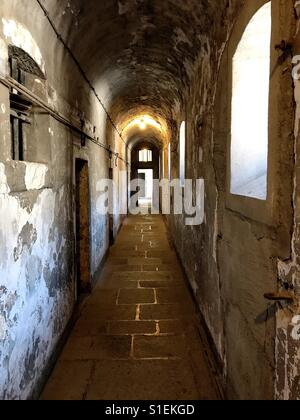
left=0, top=0, right=118, bottom=400
left=0, top=314, right=7, bottom=340
left=0, top=162, right=10, bottom=194
left=2, top=19, right=45, bottom=74
left=0, top=185, right=74, bottom=399
left=24, top=163, right=48, bottom=191
left=291, top=316, right=300, bottom=341
left=274, top=0, right=300, bottom=401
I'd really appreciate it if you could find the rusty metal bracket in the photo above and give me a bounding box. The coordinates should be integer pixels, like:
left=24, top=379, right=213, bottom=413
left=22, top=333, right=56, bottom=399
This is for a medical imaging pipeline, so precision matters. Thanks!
left=264, top=292, right=294, bottom=303
left=275, top=40, right=294, bottom=64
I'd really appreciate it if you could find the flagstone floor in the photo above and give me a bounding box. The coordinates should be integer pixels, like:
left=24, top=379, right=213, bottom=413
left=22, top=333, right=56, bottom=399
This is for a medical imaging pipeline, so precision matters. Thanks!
left=41, top=214, right=220, bottom=400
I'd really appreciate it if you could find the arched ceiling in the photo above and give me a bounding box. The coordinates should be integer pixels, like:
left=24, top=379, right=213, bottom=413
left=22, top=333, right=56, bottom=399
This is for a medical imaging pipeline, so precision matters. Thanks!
left=127, top=135, right=162, bottom=151
left=116, top=106, right=170, bottom=147
left=39, top=0, right=241, bottom=136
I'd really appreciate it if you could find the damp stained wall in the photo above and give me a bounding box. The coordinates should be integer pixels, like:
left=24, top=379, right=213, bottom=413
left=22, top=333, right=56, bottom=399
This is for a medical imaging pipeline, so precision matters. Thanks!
left=0, top=0, right=125, bottom=399
left=274, top=0, right=300, bottom=401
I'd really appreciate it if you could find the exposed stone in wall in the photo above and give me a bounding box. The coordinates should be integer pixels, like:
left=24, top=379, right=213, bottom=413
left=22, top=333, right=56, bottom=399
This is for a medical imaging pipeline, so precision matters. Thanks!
left=275, top=0, right=300, bottom=400
left=2, top=18, right=45, bottom=75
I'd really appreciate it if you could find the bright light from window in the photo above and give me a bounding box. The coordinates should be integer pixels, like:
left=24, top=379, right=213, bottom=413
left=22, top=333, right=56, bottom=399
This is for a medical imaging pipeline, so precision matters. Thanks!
left=180, top=121, right=186, bottom=187
left=230, top=2, right=271, bottom=200
left=168, top=143, right=172, bottom=181
left=139, top=149, right=153, bottom=162
left=139, top=120, right=146, bottom=130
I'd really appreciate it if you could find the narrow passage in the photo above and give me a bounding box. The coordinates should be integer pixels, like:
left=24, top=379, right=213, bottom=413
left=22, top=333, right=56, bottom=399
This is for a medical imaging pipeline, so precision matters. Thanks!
left=41, top=215, right=220, bottom=400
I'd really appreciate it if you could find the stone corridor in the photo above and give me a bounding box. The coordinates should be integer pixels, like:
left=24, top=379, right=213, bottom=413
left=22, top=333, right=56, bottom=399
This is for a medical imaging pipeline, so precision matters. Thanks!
left=41, top=215, right=219, bottom=400
left=2, top=0, right=300, bottom=400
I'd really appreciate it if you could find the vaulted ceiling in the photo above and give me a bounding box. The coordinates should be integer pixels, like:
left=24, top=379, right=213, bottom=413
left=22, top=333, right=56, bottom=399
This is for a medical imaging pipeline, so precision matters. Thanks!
left=39, top=0, right=240, bottom=139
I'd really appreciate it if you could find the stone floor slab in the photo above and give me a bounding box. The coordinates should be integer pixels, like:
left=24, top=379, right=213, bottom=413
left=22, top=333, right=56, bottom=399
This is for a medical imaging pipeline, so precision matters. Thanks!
left=118, top=288, right=155, bottom=305
left=156, top=287, right=194, bottom=304
left=85, top=359, right=202, bottom=400
left=109, top=320, right=157, bottom=335
left=41, top=361, right=94, bottom=400
left=158, top=320, right=184, bottom=334
left=81, top=304, right=137, bottom=321
left=133, top=335, right=186, bottom=359
left=60, top=335, right=132, bottom=361
left=140, top=304, right=195, bottom=320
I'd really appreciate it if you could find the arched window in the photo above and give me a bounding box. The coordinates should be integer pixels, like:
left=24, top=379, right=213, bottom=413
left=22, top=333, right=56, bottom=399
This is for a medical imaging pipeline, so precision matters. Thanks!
left=230, top=2, right=271, bottom=200
left=179, top=121, right=186, bottom=186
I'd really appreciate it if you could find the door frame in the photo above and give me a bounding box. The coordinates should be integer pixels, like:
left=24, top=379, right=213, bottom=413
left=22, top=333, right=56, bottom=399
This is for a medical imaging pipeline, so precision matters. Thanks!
left=74, top=158, right=92, bottom=299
